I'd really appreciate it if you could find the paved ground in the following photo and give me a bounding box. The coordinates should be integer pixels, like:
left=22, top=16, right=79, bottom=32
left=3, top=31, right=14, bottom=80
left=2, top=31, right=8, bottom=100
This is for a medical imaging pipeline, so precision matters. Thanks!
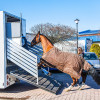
left=0, top=72, right=100, bottom=100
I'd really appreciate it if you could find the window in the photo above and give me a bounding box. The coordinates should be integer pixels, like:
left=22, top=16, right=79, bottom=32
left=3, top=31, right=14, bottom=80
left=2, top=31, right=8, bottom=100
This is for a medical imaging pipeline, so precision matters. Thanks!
left=84, top=53, right=98, bottom=60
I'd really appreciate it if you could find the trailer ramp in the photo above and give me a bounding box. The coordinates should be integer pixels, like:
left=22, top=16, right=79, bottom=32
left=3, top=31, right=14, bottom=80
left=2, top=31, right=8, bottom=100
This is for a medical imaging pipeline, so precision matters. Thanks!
left=10, top=69, right=62, bottom=94
left=7, top=39, right=63, bottom=94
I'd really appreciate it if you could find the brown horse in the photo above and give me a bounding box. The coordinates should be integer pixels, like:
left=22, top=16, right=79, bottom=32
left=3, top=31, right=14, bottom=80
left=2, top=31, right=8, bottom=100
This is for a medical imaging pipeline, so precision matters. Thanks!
left=31, top=31, right=100, bottom=91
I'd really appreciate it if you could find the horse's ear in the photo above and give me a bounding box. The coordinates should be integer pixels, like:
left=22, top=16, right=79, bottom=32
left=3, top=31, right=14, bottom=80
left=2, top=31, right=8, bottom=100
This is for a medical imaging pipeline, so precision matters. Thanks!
left=38, top=31, right=40, bottom=35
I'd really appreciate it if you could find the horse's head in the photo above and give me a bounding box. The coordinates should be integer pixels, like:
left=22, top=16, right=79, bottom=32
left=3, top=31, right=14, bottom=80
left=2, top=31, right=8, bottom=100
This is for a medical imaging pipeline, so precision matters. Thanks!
left=31, top=31, right=41, bottom=47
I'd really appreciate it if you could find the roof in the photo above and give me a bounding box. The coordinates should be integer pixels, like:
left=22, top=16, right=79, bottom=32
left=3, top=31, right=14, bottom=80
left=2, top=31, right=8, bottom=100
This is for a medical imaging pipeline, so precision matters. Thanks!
left=66, top=30, right=100, bottom=41
left=79, top=30, right=100, bottom=35
left=0, top=11, right=26, bottom=22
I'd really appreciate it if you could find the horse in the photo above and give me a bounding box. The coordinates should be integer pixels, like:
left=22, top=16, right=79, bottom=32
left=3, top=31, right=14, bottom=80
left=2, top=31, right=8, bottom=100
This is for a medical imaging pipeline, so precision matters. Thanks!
left=31, top=31, right=100, bottom=91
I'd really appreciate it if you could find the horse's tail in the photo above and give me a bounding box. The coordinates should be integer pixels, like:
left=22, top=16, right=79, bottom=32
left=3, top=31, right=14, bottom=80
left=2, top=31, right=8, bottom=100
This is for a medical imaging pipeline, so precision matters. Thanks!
left=83, top=60, right=100, bottom=85
left=88, top=67, right=100, bottom=85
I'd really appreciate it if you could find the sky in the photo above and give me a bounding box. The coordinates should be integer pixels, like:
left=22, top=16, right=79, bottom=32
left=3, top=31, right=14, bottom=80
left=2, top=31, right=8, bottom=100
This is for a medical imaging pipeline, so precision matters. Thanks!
left=0, top=0, right=100, bottom=33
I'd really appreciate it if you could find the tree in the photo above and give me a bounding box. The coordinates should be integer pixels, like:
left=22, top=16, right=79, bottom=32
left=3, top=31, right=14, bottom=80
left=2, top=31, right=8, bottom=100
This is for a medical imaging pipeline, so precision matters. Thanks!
left=90, top=44, right=100, bottom=57
left=30, top=23, right=76, bottom=44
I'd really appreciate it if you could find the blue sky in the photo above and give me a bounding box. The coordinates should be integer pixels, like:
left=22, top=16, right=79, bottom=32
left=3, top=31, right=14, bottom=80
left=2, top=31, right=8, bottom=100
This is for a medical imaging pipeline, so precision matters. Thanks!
left=0, top=0, right=100, bottom=32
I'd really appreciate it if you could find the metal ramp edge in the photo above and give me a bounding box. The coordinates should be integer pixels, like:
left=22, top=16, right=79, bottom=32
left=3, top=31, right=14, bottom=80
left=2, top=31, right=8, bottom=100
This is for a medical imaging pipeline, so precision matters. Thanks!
left=10, top=69, right=63, bottom=94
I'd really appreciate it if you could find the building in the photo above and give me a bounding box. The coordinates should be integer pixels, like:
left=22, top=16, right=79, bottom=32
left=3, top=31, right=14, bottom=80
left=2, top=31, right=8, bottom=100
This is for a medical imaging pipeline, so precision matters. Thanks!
left=79, top=30, right=100, bottom=44
left=78, top=30, right=100, bottom=52
left=57, top=30, right=100, bottom=53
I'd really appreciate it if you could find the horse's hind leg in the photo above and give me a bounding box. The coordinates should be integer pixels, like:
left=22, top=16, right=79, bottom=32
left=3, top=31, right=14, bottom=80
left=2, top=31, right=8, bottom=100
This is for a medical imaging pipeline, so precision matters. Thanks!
left=71, top=77, right=78, bottom=86
left=79, top=71, right=87, bottom=90
left=82, top=71, right=87, bottom=83
left=65, top=77, right=78, bottom=92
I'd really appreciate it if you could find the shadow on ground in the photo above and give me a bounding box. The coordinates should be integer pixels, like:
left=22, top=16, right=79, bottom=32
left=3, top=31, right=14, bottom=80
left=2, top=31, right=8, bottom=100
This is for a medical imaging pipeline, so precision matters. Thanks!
left=50, top=70, right=100, bottom=94
left=0, top=81, right=38, bottom=93
left=0, top=71, right=99, bottom=94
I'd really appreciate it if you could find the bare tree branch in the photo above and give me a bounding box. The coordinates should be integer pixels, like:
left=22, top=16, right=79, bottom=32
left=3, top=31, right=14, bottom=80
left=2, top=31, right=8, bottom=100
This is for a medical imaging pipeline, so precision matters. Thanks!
left=30, top=23, right=76, bottom=44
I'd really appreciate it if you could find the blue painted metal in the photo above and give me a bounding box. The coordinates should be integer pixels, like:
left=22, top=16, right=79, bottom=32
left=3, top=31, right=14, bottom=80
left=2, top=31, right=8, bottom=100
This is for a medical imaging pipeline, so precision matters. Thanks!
left=78, top=30, right=100, bottom=42
left=79, top=30, right=100, bottom=35
left=41, top=68, right=49, bottom=75
left=78, top=35, right=100, bottom=42
left=66, top=35, right=100, bottom=42
left=87, top=61, right=93, bottom=66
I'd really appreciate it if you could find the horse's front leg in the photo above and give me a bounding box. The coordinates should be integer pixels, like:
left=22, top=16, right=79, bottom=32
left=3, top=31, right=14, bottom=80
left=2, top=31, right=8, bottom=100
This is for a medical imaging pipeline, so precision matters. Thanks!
left=38, top=58, right=46, bottom=68
left=65, top=77, right=78, bottom=92
left=38, top=61, right=43, bottom=69
left=38, top=60, right=52, bottom=76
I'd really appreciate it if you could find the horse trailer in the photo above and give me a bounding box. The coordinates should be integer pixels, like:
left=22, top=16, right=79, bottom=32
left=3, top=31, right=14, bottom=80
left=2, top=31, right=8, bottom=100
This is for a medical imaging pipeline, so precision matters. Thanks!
left=0, top=11, right=62, bottom=94
left=0, top=11, right=26, bottom=88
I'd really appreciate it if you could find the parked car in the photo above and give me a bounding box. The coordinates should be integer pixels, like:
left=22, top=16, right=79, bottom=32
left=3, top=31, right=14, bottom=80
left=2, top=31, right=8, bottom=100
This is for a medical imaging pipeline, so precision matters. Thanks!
left=84, top=52, right=100, bottom=68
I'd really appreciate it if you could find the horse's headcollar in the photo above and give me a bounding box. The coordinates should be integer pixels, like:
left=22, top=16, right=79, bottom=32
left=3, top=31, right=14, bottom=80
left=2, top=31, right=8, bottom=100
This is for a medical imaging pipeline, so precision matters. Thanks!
left=32, top=33, right=41, bottom=44
left=38, top=32, right=42, bottom=42
left=38, top=33, right=41, bottom=42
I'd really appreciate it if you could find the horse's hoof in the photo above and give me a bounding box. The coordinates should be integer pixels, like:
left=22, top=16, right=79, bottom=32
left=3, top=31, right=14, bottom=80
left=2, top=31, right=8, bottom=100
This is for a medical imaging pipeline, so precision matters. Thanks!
left=64, top=85, right=73, bottom=92
left=64, top=89, right=71, bottom=92
left=78, top=82, right=85, bottom=90
left=48, top=72, right=52, bottom=76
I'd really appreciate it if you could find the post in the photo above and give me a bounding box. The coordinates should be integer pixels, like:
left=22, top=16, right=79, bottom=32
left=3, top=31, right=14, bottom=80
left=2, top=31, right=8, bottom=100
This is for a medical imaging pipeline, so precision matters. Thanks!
left=74, top=19, right=79, bottom=54
left=76, top=23, right=78, bottom=53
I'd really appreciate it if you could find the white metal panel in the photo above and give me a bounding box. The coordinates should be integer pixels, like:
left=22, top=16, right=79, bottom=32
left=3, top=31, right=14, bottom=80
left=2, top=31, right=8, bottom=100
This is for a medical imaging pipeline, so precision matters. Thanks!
left=12, top=38, right=21, bottom=45
left=7, top=45, right=37, bottom=66
left=7, top=38, right=38, bottom=79
left=0, top=11, right=6, bottom=88
left=7, top=43, right=37, bottom=63
left=6, top=20, right=26, bottom=38
left=7, top=39, right=37, bottom=59
left=6, top=22, right=20, bottom=38
left=7, top=48, right=37, bottom=70
left=7, top=55, right=37, bottom=77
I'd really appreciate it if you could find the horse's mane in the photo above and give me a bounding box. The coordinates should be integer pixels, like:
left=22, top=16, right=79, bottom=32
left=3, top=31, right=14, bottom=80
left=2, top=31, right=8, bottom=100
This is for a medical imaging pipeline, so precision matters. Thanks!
left=40, top=34, right=53, bottom=45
